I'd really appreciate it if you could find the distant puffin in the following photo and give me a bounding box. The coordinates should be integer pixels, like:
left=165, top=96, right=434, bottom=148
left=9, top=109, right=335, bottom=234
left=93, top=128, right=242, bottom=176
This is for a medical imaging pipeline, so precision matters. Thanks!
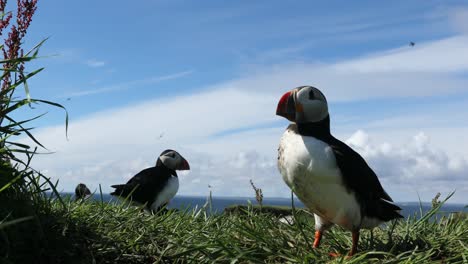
left=110, top=149, right=190, bottom=213
left=276, top=86, right=402, bottom=256
left=74, top=183, right=91, bottom=201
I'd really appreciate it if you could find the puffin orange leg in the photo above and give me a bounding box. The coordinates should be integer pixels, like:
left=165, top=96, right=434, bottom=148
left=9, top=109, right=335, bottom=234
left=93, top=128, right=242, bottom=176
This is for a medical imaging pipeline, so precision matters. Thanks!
left=313, top=230, right=322, bottom=248
left=314, top=230, right=342, bottom=258
left=348, top=230, right=360, bottom=257
left=328, top=230, right=360, bottom=258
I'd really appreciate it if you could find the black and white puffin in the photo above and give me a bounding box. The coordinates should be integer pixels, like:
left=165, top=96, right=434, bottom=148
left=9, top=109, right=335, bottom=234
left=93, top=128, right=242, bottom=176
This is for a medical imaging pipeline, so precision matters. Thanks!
left=276, top=86, right=402, bottom=256
left=75, top=183, right=91, bottom=201
left=110, top=149, right=190, bottom=212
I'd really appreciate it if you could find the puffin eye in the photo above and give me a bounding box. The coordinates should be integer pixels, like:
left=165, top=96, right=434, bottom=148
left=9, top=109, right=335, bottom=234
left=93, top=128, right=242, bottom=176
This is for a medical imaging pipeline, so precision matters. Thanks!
left=170, top=153, right=176, bottom=158
left=309, top=90, right=316, bottom=100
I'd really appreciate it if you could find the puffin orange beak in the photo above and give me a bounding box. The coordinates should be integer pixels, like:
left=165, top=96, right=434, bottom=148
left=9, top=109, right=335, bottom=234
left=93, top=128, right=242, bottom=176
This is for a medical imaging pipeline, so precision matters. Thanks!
left=178, top=157, right=190, bottom=170
left=276, top=90, right=296, bottom=122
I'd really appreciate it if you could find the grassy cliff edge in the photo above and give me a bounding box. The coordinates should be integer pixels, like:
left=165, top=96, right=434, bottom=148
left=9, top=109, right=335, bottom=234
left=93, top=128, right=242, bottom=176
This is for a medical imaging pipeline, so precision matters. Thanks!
left=2, top=195, right=467, bottom=263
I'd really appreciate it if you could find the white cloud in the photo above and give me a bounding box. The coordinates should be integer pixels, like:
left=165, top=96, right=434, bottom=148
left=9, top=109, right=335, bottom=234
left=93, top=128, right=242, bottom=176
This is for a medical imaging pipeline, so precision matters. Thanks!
left=220, top=65, right=465, bottom=103
left=333, top=36, right=468, bottom=73
left=61, top=70, right=194, bottom=98
left=45, top=49, right=106, bottom=68
left=345, top=130, right=468, bottom=202
left=222, top=36, right=468, bottom=102
left=177, top=149, right=283, bottom=199
left=22, top=87, right=278, bottom=191
left=86, top=59, right=106, bottom=68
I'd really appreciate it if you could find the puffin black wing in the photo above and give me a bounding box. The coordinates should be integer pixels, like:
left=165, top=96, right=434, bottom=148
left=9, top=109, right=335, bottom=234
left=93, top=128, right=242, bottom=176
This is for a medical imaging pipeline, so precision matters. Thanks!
left=328, top=137, right=403, bottom=222
left=110, top=166, right=172, bottom=205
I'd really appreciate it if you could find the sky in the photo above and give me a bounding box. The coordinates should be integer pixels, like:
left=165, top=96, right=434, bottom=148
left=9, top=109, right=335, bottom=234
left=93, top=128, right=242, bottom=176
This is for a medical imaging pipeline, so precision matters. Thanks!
left=10, top=0, right=468, bottom=203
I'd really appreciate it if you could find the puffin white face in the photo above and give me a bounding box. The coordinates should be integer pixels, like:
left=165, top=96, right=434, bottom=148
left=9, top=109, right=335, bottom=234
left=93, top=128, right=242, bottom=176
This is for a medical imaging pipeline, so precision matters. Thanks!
left=158, top=150, right=190, bottom=171
left=276, top=86, right=329, bottom=123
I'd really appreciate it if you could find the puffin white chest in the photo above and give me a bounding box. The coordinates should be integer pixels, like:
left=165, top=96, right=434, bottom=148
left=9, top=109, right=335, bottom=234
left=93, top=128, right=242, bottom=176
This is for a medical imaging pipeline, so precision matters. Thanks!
left=278, top=128, right=341, bottom=188
left=278, top=128, right=362, bottom=230
left=150, top=176, right=179, bottom=211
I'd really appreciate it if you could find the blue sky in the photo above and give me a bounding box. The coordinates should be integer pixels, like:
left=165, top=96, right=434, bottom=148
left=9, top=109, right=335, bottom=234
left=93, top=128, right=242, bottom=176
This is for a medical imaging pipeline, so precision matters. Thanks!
left=13, top=0, right=468, bottom=203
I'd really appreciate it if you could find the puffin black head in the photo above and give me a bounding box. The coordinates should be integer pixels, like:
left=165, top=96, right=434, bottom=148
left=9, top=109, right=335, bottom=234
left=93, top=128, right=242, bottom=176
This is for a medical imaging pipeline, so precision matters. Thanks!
left=276, top=86, right=329, bottom=124
left=75, top=183, right=91, bottom=200
left=156, top=149, right=190, bottom=171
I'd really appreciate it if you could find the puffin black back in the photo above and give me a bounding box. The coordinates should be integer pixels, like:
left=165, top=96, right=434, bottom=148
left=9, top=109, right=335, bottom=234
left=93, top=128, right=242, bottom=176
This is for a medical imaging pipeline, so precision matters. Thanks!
left=326, top=137, right=403, bottom=221
left=110, top=166, right=173, bottom=205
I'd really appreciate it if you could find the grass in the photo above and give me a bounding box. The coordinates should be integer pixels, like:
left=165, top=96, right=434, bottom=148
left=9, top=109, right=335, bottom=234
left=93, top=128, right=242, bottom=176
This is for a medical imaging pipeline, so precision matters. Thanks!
left=224, top=204, right=308, bottom=217
left=2, top=193, right=466, bottom=264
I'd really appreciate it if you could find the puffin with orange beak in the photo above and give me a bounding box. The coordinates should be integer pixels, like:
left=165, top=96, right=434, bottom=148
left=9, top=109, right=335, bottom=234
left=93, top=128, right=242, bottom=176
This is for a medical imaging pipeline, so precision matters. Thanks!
left=111, top=149, right=190, bottom=213
left=276, top=86, right=402, bottom=256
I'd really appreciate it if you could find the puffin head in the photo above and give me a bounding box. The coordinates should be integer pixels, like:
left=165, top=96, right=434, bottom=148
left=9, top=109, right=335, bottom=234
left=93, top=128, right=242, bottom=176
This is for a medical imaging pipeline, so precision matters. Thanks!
left=75, top=183, right=91, bottom=199
left=157, top=149, right=190, bottom=171
left=276, top=85, right=328, bottom=123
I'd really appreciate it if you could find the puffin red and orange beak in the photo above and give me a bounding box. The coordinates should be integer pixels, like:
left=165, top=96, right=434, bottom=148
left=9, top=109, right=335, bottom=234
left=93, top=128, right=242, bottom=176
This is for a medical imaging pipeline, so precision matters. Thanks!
left=276, top=90, right=296, bottom=122
left=178, top=157, right=190, bottom=170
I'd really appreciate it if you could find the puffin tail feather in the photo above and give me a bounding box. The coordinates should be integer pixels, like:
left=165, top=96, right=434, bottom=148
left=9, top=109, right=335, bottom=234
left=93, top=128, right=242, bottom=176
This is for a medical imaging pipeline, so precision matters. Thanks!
left=378, top=198, right=404, bottom=220
left=110, top=184, right=126, bottom=196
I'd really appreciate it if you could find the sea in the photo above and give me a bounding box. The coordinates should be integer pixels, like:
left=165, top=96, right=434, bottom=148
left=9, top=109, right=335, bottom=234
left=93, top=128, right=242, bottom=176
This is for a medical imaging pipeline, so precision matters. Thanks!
left=59, top=192, right=467, bottom=218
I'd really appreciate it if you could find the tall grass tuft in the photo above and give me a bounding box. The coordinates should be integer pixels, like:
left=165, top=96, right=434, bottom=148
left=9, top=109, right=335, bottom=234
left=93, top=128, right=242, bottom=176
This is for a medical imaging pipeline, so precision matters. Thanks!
left=0, top=1, right=68, bottom=263
left=250, top=179, right=263, bottom=208
left=24, top=192, right=467, bottom=263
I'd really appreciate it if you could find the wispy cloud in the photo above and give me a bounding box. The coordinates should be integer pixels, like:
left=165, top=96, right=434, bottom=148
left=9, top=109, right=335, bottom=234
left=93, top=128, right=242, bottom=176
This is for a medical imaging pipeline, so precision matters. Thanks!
left=333, top=36, right=468, bottom=73
left=226, top=35, right=468, bottom=102
left=86, top=59, right=106, bottom=68
left=61, top=70, right=194, bottom=98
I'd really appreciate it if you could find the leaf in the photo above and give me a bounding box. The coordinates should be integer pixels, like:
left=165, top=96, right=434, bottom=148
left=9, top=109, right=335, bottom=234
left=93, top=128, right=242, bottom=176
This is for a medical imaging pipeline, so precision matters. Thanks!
left=3, top=114, right=47, bottom=149
left=31, top=99, right=69, bottom=139
left=0, top=174, right=23, bottom=193
left=0, top=216, right=34, bottom=230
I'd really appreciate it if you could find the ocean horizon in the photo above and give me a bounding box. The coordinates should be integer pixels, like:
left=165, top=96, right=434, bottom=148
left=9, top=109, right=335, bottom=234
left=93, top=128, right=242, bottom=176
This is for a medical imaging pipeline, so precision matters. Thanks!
left=57, top=192, right=466, bottom=218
